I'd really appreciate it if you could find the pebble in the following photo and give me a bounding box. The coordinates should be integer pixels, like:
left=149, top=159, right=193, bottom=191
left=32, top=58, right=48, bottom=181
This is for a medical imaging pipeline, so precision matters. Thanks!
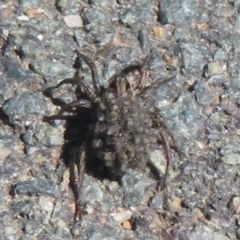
left=232, top=196, right=240, bottom=213
left=2, top=92, right=47, bottom=117
left=119, top=2, right=154, bottom=29
left=150, top=192, right=164, bottom=211
left=170, top=197, right=182, bottom=210
left=159, top=0, right=199, bottom=25
left=206, top=61, right=224, bottom=76
left=221, top=153, right=240, bottom=165
left=121, top=169, right=155, bottom=208
left=161, top=93, right=200, bottom=142
left=16, top=14, right=30, bottom=21
left=106, top=181, right=120, bottom=193
left=152, top=26, right=168, bottom=39
left=81, top=175, right=104, bottom=204
left=181, top=43, right=209, bottom=75
left=111, top=209, right=132, bottom=223
left=0, top=145, right=11, bottom=161
left=18, top=0, right=42, bottom=9
left=63, top=14, right=83, bottom=28
left=35, top=125, right=64, bottom=147
left=30, top=60, right=74, bottom=81
left=194, top=80, right=211, bottom=106
left=150, top=149, right=166, bottom=174
left=24, top=8, right=38, bottom=18
left=13, top=177, right=60, bottom=197
left=38, top=196, right=54, bottom=212
left=138, top=29, right=151, bottom=53
left=122, top=221, right=132, bottom=230
left=213, top=49, right=226, bottom=61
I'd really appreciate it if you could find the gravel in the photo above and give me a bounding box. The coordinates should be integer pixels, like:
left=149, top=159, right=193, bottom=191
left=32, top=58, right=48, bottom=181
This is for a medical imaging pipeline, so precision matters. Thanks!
left=0, top=0, right=239, bottom=239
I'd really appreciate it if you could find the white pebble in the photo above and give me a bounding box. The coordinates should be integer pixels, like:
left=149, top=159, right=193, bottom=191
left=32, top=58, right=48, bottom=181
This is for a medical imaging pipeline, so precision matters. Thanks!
left=63, top=15, right=83, bottom=28
left=39, top=196, right=54, bottom=212
left=111, top=210, right=132, bottom=223
left=0, top=146, right=11, bottom=161
left=17, top=15, right=30, bottom=21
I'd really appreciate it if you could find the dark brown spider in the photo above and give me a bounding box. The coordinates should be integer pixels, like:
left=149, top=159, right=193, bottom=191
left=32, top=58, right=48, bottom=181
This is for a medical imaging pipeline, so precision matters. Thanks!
left=44, top=49, right=181, bottom=221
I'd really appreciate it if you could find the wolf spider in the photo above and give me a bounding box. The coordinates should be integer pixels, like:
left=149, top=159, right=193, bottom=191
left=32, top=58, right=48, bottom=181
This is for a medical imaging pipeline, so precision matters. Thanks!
left=44, top=49, right=180, bottom=220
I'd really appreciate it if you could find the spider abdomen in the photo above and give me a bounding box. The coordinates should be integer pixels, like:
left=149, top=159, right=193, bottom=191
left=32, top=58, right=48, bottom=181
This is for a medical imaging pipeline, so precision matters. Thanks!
left=91, top=89, right=159, bottom=175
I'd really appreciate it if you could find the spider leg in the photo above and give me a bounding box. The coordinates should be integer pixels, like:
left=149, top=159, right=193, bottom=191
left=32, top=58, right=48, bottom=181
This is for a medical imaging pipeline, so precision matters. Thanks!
left=43, top=99, right=92, bottom=122
left=156, top=125, right=172, bottom=189
left=151, top=106, right=176, bottom=189
left=153, top=108, right=185, bottom=189
left=137, top=55, right=172, bottom=93
left=119, top=57, right=149, bottom=95
left=138, top=55, right=152, bottom=91
left=108, top=63, right=142, bottom=86
left=116, top=76, right=127, bottom=96
left=44, top=74, right=80, bottom=92
left=60, top=99, right=92, bottom=111
left=44, top=74, right=97, bottom=104
left=156, top=113, right=178, bottom=147
left=45, top=50, right=102, bottom=101
left=74, top=142, right=86, bottom=222
left=43, top=114, right=77, bottom=121
left=139, top=76, right=175, bottom=98
left=75, top=49, right=101, bottom=97
left=65, top=143, right=87, bottom=222
left=156, top=112, right=185, bottom=158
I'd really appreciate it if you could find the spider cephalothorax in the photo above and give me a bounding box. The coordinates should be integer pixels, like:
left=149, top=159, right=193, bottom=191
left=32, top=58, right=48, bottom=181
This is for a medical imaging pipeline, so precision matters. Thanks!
left=45, top=49, right=180, bottom=220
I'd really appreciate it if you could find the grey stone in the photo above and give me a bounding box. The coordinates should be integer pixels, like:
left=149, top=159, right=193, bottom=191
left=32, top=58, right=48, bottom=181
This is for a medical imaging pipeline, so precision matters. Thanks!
left=159, top=0, right=200, bottom=25
left=2, top=92, right=48, bottom=127
left=30, top=60, right=74, bottom=82
left=180, top=43, right=209, bottom=75
left=13, top=177, right=60, bottom=197
left=121, top=169, right=155, bottom=208
left=161, top=93, right=200, bottom=142
left=119, top=2, right=154, bottom=29
left=206, top=61, right=223, bottom=76
left=221, top=153, right=240, bottom=165
left=194, top=80, right=211, bottom=105
left=34, top=125, right=64, bottom=147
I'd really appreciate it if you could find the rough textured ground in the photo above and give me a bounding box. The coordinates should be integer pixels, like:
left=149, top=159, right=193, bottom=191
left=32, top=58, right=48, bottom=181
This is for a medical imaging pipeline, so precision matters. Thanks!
left=0, top=0, right=240, bottom=239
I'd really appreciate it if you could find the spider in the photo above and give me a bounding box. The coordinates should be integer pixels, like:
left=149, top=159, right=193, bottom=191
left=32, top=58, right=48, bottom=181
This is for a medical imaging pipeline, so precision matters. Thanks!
left=44, top=49, right=181, bottom=221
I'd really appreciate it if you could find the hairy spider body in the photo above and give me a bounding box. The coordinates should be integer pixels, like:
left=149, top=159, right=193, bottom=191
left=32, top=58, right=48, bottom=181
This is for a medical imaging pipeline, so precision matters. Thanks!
left=45, top=50, right=179, bottom=220
left=93, top=84, right=158, bottom=175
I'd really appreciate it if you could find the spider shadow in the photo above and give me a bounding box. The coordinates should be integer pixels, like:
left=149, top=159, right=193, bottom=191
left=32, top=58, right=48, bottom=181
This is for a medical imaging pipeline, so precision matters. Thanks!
left=42, top=88, right=121, bottom=215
